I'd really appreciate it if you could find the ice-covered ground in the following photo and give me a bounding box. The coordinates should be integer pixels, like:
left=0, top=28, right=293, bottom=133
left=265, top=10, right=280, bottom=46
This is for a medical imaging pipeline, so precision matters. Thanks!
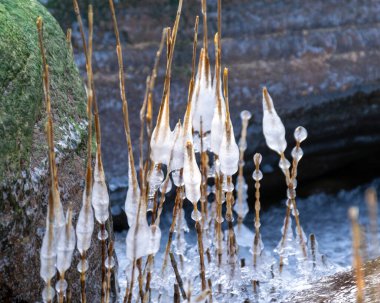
left=115, top=178, right=380, bottom=302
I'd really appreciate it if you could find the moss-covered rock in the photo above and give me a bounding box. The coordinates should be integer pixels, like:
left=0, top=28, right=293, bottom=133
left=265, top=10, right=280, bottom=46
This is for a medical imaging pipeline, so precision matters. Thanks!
left=0, top=1, right=117, bottom=301
left=0, top=0, right=86, bottom=184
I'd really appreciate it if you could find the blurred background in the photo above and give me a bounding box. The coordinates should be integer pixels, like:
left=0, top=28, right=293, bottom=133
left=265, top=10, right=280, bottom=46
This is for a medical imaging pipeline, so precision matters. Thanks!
left=42, top=0, right=380, bottom=228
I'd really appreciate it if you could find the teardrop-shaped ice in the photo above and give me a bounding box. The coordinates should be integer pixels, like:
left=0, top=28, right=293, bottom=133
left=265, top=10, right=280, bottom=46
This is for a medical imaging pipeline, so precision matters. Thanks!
left=192, top=48, right=215, bottom=133
left=92, top=153, right=110, bottom=224
left=210, top=34, right=226, bottom=154
left=183, top=141, right=201, bottom=203
left=125, top=157, right=141, bottom=226
left=150, top=93, right=173, bottom=165
left=262, top=87, right=287, bottom=154
left=126, top=200, right=151, bottom=260
left=148, top=224, right=162, bottom=255
left=52, top=186, right=65, bottom=240
left=294, top=126, right=308, bottom=143
left=76, top=191, right=94, bottom=255
left=170, top=122, right=184, bottom=171
left=56, top=209, right=76, bottom=274
left=219, top=122, right=239, bottom=176
left=40, top=219, right=57, bottom=283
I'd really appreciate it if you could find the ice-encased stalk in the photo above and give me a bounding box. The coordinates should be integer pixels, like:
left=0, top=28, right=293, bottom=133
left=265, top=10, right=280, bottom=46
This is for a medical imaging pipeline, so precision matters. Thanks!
left=76, top=7, right=95, bottom=303
left=234, top=110, right=252, bottom=222
left=349, top=207, right=365, bottom=303
left=210, top=33, right=226, bottom=155
left=56, top=208, right=75, bottom=302
left=251, top=153, right=264, bottom=269
left=262, top=87, right=287, bottom=155
left=183, top=141, right=202, bottom=221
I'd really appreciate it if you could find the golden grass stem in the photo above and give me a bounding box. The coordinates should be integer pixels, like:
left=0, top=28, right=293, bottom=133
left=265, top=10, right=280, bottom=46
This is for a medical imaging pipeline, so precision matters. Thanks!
left=100, top=224, right=107, bottom=303
left=169, top=252, right=187, bottom=300
left=195, top=221, right=207, bottom=291
left=366, top=188, right=379, bottom=256
left=80, top=253, right=87, bottom=303
left=349, top=207, right=365, bottom=303
left=105, top=241, right=114, bottom=303
left=108, top=0, right=138, bottom=193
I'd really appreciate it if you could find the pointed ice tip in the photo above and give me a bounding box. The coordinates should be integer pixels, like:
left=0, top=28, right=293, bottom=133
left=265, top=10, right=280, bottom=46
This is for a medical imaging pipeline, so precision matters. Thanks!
left=262, top=87, right=272, bottom=111
left=348, top=207, right=359, bottom=220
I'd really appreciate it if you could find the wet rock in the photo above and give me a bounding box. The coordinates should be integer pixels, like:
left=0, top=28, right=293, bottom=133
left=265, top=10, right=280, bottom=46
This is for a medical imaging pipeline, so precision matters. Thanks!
left=0, top=0, right=117, bottom=301
left=45, top=1, right=380, bottom=201
left=285, top=257, right=380, bottom=303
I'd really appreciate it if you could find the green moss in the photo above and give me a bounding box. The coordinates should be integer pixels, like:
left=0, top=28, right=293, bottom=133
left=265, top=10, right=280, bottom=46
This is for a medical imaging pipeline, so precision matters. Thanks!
left=0, top=0, right=87, bottom=184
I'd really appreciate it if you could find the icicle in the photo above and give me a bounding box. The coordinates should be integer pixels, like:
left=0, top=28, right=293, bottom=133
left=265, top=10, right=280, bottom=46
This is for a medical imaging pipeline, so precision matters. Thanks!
left=183, top=141, right=202, bottom=221
left=262, top=87, right=287, bottom=154
left=56, top=208, right=76, bottom=274
left=210, top=33, right=226, bottom=154
left=76, top=190, right=94, bottom=255
left=170, top=121, right=185, bottom=172
left=192, top=48, right=215, bottom=133
left=126, top=198, right=151, bottom=260
left=92, top=152, right=110, bottom=224
left=150, top=93, right=174, bottom=166
left=125, top=154, right=141, bottom=225
left=219, top=68, right=239, bottom=176
left=55, top=208, right=75, bottom=297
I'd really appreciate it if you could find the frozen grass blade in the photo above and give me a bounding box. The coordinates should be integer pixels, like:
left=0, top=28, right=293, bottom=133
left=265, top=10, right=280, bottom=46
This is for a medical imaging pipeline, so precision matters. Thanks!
left=349, top=207, right=365, bottom=303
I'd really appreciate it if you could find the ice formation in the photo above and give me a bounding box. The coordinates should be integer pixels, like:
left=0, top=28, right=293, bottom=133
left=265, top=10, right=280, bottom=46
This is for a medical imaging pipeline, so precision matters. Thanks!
left=192, top=48, right=215, bottom=133
left=150, top=93, right=174, bottom=166
left=92, top=153, right=110, bottom=224
left=262, top=87, right=287, bottom=154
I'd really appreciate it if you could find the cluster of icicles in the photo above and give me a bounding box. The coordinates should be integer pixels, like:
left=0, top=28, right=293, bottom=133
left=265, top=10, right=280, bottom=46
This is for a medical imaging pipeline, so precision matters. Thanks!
left=38, top=1, right=335, bottom=302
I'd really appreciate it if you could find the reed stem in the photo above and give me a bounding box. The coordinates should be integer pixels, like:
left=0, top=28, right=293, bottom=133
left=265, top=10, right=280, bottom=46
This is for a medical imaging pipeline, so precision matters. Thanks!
left=349, top=207, right=365, bottom=303
left=169, top=252, right=187, bottom=300
left=195, top=221, right=207, bottom=290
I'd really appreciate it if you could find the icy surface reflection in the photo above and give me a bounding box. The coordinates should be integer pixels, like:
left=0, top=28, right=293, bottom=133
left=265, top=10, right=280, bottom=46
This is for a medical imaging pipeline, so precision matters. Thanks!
left=115, top=178, right=380, bottom=302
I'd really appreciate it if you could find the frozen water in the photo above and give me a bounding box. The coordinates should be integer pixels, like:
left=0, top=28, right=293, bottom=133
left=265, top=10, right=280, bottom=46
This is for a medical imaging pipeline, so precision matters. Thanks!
left=92, top=154, right=110, bottom=224
left=76, top=191, right=94, bottom=255
left=150, top=94, right=173, bottom=166
left=115, top=178, right=380, bottom=302
left=262, top=88, right=287, bottom=154
left=183, top=142, right=201, bottom=203
left=192, top=48, right=215, bottom=133
left=219, top=123, right=239, bottom=176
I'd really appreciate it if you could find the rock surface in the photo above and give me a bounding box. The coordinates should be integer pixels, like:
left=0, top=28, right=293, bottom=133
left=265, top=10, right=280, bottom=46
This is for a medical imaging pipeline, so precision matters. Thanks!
left=285, top=257, right=380, bottom=303
left=0, top=0, right=117, bottom=301
left=45, top=1, right=380, bottom=201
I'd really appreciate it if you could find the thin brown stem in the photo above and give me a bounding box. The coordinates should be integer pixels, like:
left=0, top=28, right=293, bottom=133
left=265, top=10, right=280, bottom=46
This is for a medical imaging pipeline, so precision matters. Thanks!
left=169, top=252, right=187, bottom=300
left=161, top=187, right=182, bottom=273
left=101, top=224, right=106, bottom=303
left=195, top=221, right=207, bottom=291
left=349, top=207, right=365, bottom=303
left=80, top=253, right=87, bottom=303
left=105, top=241, right=114, bottom=303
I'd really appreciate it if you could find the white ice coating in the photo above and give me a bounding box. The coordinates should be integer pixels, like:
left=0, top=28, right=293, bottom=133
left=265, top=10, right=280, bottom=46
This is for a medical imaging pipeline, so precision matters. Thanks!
left=56, top=210, right=76, bottom=274
left=124, top=157, right=140, bottom=226
left=76, top=191, right=94, bottom=255
left=234, top=176, right=249, bottom=218
left=262, top=88, right=287, bottom=154
left=192, top=49, right=215, bottom=133
left=219, top=122, right=239, bottom=176
left=183, top=141, right=201, bottom=203
left=92, top=154, right=110, bottom=224
left=126, top=198, right=151, bottom=260
left=150, top=94, right=174, bottom=165
left=169, top=122, right=184, bottom=171
left=40, top=219, right=57, bottom=283
left=210, top=70, right=226, bottom=154
left=53, top=189, right=65, bottom=237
